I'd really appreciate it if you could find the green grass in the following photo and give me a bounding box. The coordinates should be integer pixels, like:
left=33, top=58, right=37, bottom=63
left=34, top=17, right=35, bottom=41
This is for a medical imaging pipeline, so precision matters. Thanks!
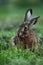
left=0, top=46, right=43, bottom=65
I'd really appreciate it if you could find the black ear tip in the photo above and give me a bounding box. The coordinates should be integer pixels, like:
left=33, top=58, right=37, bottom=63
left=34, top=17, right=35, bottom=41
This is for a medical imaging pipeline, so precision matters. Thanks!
left=27, top=8, right=32, bottom=11
left=33, top=16, right=40, bottom=25
left=29, top=8, right=32, bottom=11
left=30, top=8, right=32, bottom=15
left=26, top=8, right=32, bottom=15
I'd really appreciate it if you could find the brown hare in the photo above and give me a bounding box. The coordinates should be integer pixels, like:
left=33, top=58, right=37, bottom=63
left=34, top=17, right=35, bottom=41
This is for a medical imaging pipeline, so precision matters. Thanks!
left=18, top=16, right=40, bottom=50
left=10, top=8, right=40, bottom=50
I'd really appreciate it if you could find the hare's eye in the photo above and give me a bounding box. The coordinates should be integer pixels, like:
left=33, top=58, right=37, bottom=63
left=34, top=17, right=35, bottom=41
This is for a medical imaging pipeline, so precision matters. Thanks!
left=25, top=27, right=27, bottom=29
left=24, top=26, right=28, bottom=31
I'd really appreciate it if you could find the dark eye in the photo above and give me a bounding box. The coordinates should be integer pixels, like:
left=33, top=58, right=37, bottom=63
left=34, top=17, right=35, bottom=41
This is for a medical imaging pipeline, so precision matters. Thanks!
left=25, top=27, right=27, bottom=29
left=24, top=26, right=28, bottom=31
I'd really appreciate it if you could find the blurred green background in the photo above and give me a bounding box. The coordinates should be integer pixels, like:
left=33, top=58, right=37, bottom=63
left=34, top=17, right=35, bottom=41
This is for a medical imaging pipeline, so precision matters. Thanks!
left=0, top=0, right=43, bottom=36
left=0, top=0, right=43, bottom=65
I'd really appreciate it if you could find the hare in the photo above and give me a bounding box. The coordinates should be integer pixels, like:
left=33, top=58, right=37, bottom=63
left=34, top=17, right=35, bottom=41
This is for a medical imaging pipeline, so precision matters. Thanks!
left=10, top=8, right=40, bottom=50
left=18, top=16, right=40, bottom=50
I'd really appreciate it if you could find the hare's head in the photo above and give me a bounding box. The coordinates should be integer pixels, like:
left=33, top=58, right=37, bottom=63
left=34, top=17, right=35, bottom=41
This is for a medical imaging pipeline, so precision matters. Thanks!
left=18, top=16, right=40, bottom=39
left=18, top=22, right=29, bottom=39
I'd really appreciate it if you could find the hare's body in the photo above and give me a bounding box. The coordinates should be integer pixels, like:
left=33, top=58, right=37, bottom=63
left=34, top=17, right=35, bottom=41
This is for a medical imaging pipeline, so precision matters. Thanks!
left=22, top=29, right=38, bottom=49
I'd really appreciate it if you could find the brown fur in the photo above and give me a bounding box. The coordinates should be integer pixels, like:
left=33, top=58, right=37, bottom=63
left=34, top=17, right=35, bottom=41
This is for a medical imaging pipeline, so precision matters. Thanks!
left=10, top=22, right=38, bottom=50
left=18, top=22, right=38, bottom=50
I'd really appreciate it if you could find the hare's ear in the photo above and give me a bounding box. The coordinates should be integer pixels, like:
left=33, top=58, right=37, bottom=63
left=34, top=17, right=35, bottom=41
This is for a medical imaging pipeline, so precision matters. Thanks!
left=24, top=8, right=32, bottom=21
left=29, top=16, right=40, bottom=26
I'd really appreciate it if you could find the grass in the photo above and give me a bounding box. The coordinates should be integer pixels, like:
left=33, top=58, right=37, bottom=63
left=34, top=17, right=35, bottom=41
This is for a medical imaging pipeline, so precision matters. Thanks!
left=0, top=4, right=43, bottom=65
left=0, top=46, right=43, bottom=65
